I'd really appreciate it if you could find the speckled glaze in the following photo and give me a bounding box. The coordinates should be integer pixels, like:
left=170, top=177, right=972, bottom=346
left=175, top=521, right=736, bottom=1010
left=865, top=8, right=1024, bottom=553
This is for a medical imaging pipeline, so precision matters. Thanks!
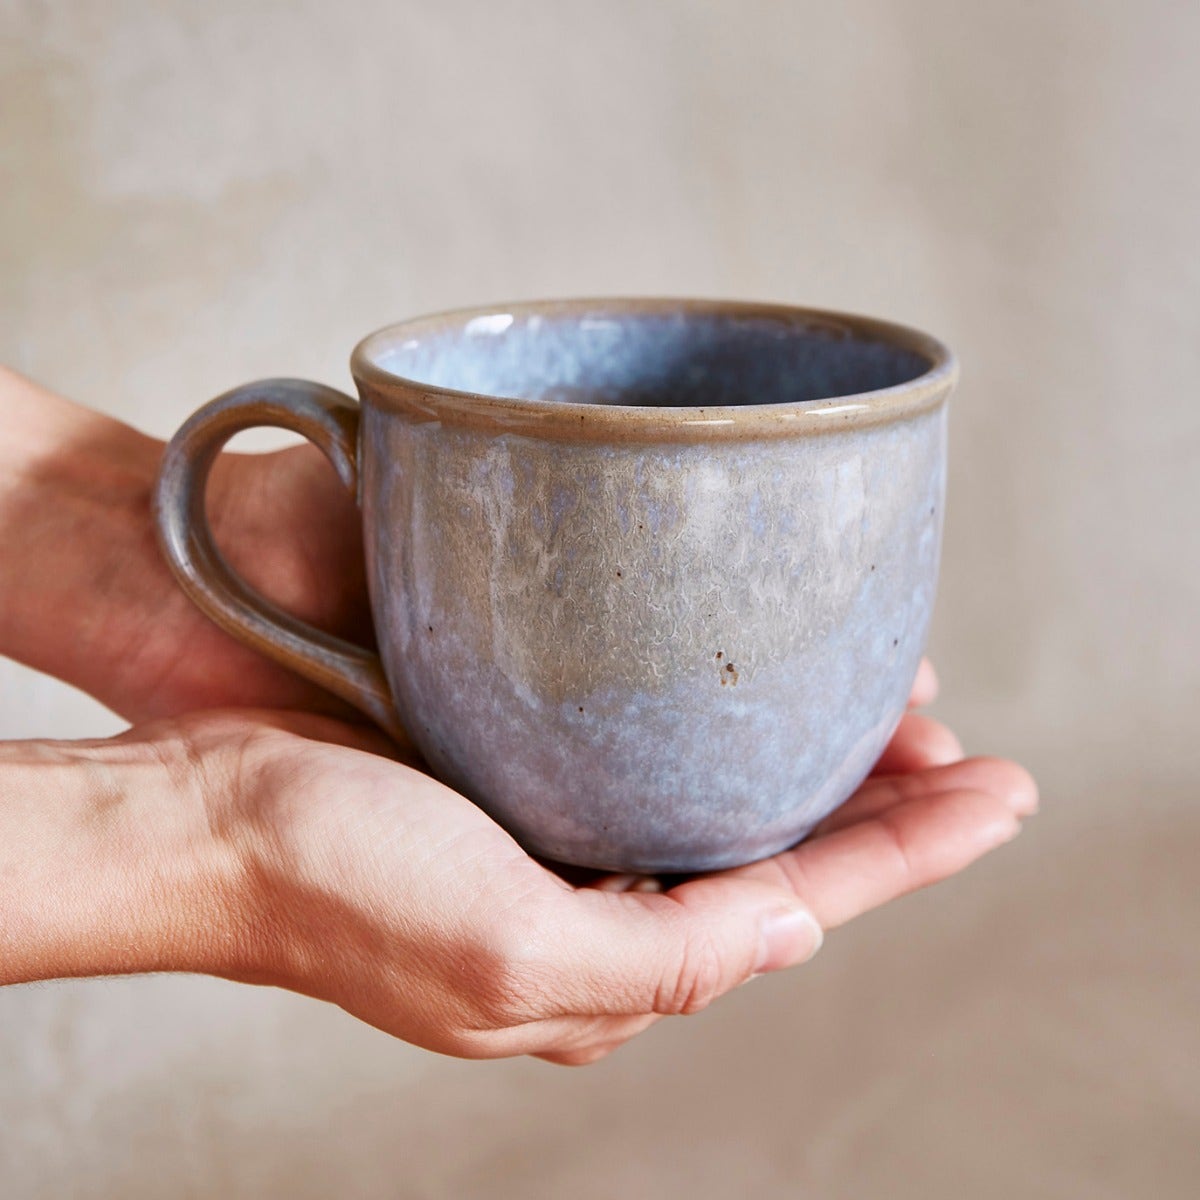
left=155, top=299, right=956, bottom=873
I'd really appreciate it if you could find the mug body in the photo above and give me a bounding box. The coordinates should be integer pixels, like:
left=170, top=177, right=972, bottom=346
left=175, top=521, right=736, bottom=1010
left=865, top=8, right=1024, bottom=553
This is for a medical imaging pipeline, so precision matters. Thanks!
left=352, top=300, right=954, bottom=873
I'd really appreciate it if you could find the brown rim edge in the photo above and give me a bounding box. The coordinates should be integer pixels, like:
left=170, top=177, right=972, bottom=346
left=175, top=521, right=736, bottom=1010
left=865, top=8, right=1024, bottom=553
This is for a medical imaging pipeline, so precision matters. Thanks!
left=350, top=297, right=958, bottom=443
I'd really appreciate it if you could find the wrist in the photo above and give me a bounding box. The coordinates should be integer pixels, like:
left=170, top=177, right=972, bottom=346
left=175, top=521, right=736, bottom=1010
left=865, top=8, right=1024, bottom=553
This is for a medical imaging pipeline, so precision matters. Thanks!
left=0, top=730, right=251, bottom=986
left=0, top=368, right=166, bottom=702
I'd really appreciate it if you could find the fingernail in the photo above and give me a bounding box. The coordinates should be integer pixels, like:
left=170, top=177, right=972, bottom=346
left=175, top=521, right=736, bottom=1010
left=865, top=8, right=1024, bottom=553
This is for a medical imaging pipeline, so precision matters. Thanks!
left=593, top=874, right=642, bottom=893
left=755, top=906, right=824, bottom=974
left=987, top=814, right=1023, bottom=846
left=593, top=874, right=665, bottom=894
left=629, top=876, right=664, bottom=893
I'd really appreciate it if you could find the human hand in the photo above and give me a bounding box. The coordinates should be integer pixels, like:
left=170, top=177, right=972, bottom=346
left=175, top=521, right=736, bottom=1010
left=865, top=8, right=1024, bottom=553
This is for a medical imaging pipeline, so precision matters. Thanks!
left=201, top=693, right=1037, bottom=1066
left=0, top=367, right=369, bottom=721
left=1, top=676, right=1032, bottom=1066
left=0, top=373, right=1035, bottom=1066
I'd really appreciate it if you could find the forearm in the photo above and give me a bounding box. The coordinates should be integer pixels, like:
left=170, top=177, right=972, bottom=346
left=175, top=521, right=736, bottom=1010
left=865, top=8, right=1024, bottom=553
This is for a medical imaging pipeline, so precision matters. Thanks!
left=0, top=733, right=241, bottom=986
left=0, top=367, right=166, bottom=705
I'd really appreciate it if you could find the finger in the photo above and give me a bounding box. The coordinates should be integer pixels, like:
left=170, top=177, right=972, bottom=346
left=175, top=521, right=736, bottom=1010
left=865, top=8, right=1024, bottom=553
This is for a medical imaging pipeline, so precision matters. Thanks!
left=452, top=1011, right=660, bottom=1062
left=590, top=873, right=664, bottom=894
left=869, top=712, right=964, bottom=776
left=907, top=657, right=939, bottom=708
left=530, top=1012, right=662, bottom=1066
left=521, top=759, right=1035, bottom=1021
left=535, top=1043, right=625, bottom=1067
left=525, top=877, right=823, bottom=1021
left=535, top=1036, right=643, bottom=1067
left=721, top=785, right=1023, bottom=932
left=825, top=755, right=1036, bottom=835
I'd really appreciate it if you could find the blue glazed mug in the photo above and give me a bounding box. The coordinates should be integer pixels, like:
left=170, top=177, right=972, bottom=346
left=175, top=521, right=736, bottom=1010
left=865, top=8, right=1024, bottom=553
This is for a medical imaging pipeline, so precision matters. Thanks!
left=155, top=299, right=956, bottom=873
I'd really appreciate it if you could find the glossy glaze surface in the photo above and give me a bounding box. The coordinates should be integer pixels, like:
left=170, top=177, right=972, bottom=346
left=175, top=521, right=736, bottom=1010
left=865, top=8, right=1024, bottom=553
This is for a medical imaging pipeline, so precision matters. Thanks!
left=355, top=300, right=953, bottom=871
left=157, top=300, right=954, bottom=872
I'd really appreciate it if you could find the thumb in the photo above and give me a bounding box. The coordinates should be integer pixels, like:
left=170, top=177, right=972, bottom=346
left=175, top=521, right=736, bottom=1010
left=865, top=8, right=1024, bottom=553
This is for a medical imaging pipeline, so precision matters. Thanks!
left=550, top=878, right=824, bottom=1018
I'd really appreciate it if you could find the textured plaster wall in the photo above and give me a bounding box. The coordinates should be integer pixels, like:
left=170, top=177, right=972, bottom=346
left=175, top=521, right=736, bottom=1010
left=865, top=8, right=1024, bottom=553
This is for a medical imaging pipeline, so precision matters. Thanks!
left=1, top=2, right=1197, bottom=1196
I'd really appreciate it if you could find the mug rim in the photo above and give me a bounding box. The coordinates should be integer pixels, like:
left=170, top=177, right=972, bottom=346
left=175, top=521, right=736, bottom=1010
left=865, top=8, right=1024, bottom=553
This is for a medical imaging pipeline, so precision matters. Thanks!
left=350, top=297, right=958, bottom=442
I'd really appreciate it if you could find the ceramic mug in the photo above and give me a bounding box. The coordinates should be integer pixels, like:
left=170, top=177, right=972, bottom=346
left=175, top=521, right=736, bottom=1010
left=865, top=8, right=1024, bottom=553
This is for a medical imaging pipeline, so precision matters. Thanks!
left=154, top=299, right=956, bottom=873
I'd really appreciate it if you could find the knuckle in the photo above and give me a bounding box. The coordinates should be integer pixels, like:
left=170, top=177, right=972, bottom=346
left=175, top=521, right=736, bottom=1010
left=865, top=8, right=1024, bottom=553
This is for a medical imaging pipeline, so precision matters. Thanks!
left=656, top=927, right=726, bottom=1016
left=462, top=917, right=556, bottom=1029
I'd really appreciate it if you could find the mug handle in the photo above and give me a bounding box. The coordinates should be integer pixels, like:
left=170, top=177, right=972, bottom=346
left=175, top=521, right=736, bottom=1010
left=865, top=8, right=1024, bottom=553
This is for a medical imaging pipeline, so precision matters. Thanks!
left=153, top=378, right=410, bottom=750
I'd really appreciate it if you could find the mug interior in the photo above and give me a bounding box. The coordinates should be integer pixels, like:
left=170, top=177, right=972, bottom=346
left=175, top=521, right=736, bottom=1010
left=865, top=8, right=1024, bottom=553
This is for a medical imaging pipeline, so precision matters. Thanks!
left=366, top=306, right=936, bottom=409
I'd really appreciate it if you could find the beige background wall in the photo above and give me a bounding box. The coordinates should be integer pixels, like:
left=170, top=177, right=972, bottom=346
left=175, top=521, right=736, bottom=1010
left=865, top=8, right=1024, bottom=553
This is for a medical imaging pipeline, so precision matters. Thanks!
left=2, top=1, right=1196, bottom=1196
